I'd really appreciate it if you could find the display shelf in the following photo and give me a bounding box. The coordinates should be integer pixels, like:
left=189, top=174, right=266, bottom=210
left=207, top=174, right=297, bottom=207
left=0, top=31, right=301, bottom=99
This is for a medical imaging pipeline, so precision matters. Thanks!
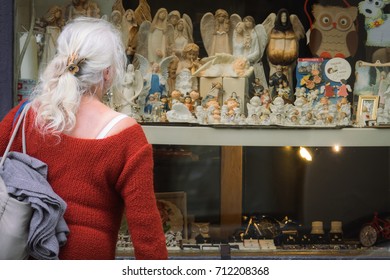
left=116, top=246, right=390, bottom=260
left=142, top=125, right=390, bottom=147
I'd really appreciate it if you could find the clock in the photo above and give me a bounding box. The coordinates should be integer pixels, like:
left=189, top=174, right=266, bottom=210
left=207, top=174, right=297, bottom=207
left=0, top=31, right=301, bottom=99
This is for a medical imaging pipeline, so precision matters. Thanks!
left=359, top=225, right=378, bottom=247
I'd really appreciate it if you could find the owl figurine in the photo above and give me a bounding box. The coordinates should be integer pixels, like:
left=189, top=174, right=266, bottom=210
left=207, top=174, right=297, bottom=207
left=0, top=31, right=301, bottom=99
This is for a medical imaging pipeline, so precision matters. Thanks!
left=309, top=4, right=358, bottom=59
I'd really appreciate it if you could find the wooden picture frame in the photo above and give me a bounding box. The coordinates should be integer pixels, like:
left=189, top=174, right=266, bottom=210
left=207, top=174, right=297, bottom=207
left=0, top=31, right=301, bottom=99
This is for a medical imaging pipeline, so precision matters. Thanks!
left=155, top=191, right=188, bottom=240
left=356, top=95, right=379, bottom=124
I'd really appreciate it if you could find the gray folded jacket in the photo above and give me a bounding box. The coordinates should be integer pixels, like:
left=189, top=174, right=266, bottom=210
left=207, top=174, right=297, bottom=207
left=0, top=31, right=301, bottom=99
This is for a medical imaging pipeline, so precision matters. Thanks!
left=0, top=151, right=69, bottom=260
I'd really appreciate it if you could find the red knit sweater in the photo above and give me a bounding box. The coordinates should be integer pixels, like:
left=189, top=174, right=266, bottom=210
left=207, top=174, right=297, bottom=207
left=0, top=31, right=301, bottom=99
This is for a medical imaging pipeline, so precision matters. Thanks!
left=0, top=103, right=168, bottom=260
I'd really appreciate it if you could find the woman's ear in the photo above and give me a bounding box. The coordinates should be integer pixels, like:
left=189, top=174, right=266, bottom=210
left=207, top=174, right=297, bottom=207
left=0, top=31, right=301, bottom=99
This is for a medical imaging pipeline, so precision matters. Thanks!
left=103, top=67, right=111, bottom=82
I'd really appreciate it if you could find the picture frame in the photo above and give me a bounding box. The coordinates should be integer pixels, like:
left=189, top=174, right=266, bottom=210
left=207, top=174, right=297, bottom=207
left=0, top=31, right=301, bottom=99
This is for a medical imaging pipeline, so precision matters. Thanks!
left=156, top=191, right=188, bottom=240
left=356, top=95, right=379, bottom=124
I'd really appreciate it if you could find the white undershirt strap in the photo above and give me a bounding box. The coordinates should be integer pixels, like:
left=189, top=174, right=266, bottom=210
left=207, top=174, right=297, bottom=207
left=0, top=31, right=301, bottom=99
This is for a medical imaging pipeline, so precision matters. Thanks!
left=96, top=114, right=128, bottom=139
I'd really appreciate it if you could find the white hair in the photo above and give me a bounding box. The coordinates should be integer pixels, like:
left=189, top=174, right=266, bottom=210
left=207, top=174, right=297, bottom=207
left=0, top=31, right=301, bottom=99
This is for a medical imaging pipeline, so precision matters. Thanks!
left=31, top=17, right=127, bottom=135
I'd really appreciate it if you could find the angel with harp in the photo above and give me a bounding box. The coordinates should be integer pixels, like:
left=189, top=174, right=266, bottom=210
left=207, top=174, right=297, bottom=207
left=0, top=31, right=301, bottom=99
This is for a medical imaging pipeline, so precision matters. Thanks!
left=200, top=9, right=241, bottom=57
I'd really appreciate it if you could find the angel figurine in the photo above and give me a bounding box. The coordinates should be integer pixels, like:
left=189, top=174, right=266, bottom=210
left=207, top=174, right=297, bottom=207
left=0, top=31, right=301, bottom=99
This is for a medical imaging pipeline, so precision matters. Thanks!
left=132, top=53, right=175, bottom=113
left=262, top=8, right=305, bottom=86
left=111, top=64, right=143, bottom=119
left=233, top=16, right=268, bottom=86
left=39, top=6, right=64, bottom=73
left=136, top=8, right=174, bottom=64
left=200, top=9, right=241, bottom=57
left=168, top=11, right=193, bottom=59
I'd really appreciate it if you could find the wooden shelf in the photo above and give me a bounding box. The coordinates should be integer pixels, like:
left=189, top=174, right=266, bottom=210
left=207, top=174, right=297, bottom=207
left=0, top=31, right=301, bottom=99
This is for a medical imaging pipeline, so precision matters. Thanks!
left=142, top=125, right=390, bottom=147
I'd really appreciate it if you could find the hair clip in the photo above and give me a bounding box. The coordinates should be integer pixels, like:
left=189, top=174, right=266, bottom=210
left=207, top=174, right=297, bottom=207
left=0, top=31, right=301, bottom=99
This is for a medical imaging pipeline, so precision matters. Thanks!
left=65, top=53, right=85, bottom=75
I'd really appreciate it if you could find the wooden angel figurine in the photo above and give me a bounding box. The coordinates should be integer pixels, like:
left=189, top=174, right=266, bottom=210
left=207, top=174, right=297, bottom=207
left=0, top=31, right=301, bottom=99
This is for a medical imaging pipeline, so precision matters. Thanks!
left=200, top=9, right=241, bottom=57
left=262, top=8, right=305, bottom=86
left=137, top=8, right=174, bottom=64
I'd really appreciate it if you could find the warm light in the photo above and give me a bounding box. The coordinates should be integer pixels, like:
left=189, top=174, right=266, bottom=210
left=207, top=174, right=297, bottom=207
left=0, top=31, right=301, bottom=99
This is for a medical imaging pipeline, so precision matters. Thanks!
left=333, top=145, right=341, bottom=152
left=299, top=147, right=312, bottom=161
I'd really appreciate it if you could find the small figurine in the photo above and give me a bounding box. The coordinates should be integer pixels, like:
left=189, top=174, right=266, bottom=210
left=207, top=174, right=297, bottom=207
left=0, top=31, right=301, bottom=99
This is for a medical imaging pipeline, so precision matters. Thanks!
left=251, top=78, right=265, bottom=97
left=200, top=9, right=241, bottom=56
left=268, top=65, right=289, bottom=99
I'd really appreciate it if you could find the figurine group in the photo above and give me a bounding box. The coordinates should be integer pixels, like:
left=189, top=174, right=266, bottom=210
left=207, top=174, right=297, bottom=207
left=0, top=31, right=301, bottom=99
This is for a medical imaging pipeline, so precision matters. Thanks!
left=27, top=0, right=390, bottom=126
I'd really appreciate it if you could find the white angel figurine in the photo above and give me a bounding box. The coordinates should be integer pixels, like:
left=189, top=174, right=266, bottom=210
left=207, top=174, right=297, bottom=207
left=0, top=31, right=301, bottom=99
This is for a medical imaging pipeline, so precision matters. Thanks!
left=136, top=8, right=174, bottom=64
left=233, top=16, right=268, bottom=86
left=262, top=8, right=305, bottom=86
left=247, top=96, right=262, bottom=117
left=200, top=9, right=241, bottom=57
left=168, top=11, right=193, bottom=59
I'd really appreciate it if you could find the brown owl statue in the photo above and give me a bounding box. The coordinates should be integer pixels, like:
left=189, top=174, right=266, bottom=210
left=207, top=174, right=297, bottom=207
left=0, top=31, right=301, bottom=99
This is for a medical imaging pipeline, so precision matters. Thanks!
left=309, top=4, right=358, bottom=59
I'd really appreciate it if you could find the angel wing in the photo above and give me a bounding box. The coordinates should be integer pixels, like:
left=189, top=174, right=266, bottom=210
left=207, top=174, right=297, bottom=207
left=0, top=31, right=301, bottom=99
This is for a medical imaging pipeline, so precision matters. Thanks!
left=228, top=13, right=242, bottom=52
left=133, top=53, right=150, bottom=77
left=182, top=13, right=194, bottom=43
left=290, top=14, right=305, bottom=40
left=261, top=13, right=276, bottom=36
left=200, top=12, right=215, bottom=57
left=254, top=24, right=268, bottom=59
left=135, top=20, right=151, bottom=59
left=112, top=0, right=125, bottom=15
left=134, top=0, right=152, bottom=26
left=159, top=55, right=176, bottom=82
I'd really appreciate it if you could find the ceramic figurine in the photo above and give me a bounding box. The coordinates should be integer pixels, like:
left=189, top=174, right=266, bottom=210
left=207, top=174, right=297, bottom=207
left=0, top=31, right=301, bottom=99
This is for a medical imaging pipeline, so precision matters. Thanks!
left=195, top=105, right=207, bottom=124
left=133, top=53, right=175, bottom=112
left=65, top=0, right=90, bottom=22
left=110, top=10, right=122, bottom=31
left=168, top=11, right=194, bottom=59
left=251, top=78, right=265, bottom=97
left=200, top=9, right=241, bottom=56
left=175, top=43, right=201, bottom=95
left=190, top=90, right=201, bottom=107
left=263, top=8, right=305, bottom=86
left=166, top=102, right=195, bottom=123
left=246, top=96, right=262, bottom=118
left=205, top=98, right=221, bottom=124
left=308, top=4, right=358, bottom=58
left=39, top=6, right=64, bottom=72
left=269, top=96, right=286, bottom=125
left=117, top=64, right=144, bottom=117
left=224, top=95, right=240, bottom=117
left=233, top=16, right=268, bottom=86
left=268, top=65, right=289, bottom=99
left=122, top=9, right=138, bottom=56
left=137, top=8, right=174, bottom=64
left=166, top=56, right=179, bottom=95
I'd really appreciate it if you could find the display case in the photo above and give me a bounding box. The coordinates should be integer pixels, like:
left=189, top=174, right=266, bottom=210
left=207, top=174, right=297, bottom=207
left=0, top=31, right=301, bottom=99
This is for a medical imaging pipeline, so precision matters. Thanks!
left=3, top=0, right=390, bottom=259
